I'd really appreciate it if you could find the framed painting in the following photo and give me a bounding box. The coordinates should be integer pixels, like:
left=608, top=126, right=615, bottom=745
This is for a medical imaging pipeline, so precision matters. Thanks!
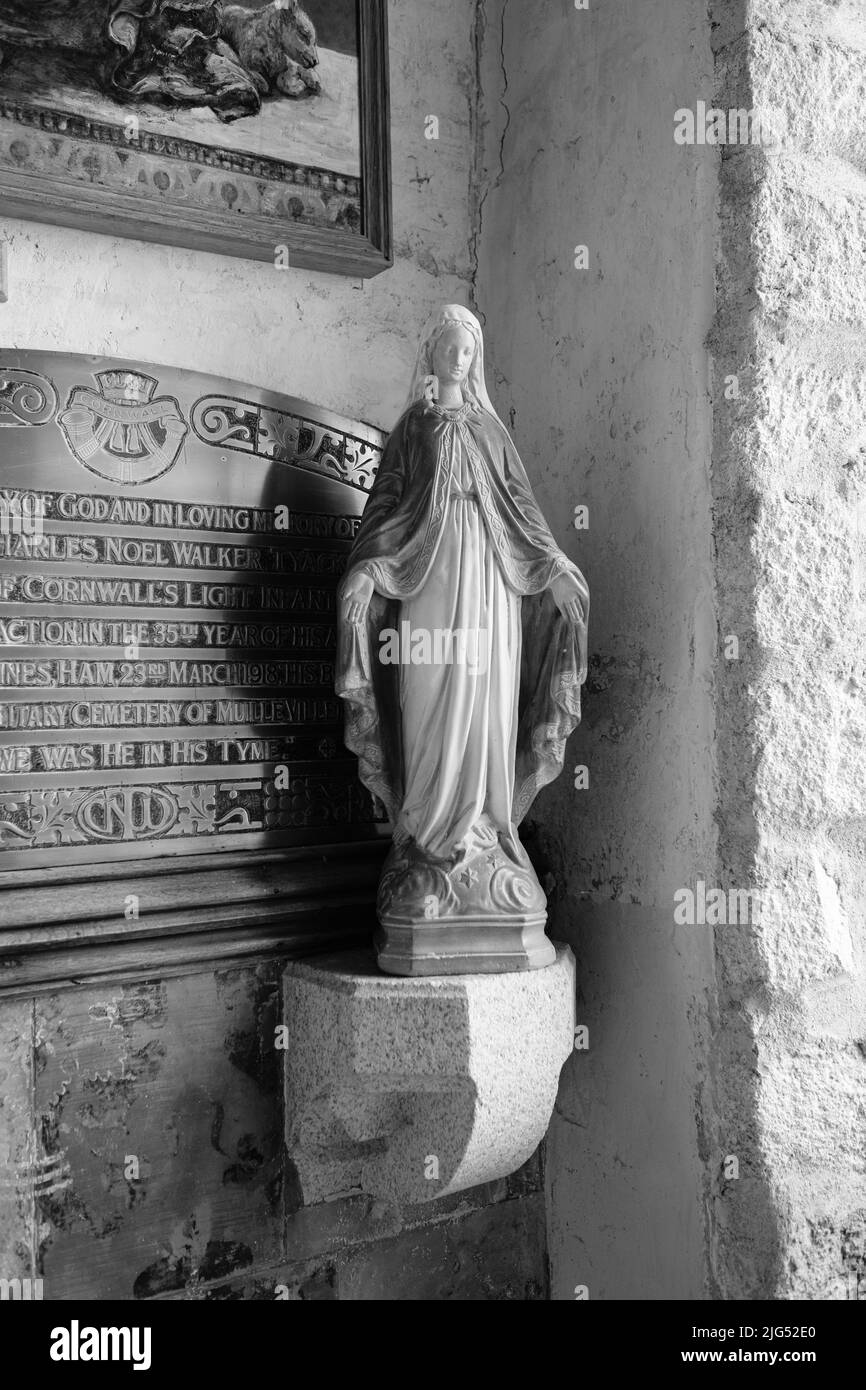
left=0, top=1, right=391, bottom=276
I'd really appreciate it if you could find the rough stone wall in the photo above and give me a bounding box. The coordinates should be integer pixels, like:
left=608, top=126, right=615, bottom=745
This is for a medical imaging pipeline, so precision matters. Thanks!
left=0, top=0, right=475, bottom=433
left=474, top=0, right=719, bottom=1299
left=709, top=0, right=866, bottom=1299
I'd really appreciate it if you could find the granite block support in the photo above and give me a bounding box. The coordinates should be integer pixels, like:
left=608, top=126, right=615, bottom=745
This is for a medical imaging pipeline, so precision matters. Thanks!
left=283, top=946, right=575, bottom=1204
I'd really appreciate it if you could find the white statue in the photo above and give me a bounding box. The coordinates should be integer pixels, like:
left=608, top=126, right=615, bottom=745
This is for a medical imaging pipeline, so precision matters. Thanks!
left=337, top=305, right=589, bottom=975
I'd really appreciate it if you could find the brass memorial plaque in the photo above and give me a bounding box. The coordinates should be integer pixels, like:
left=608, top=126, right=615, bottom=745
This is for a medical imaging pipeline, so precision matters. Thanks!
left=0, top=353, right=387, bottom=869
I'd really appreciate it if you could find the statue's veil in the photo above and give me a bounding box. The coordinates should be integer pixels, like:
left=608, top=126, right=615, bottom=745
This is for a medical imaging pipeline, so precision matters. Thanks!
left=403, top=304, right=510, bottom=435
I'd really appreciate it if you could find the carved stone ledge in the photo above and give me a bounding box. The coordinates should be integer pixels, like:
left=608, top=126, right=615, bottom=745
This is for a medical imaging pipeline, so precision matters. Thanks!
left=283, top=945, right=575, bottom=1204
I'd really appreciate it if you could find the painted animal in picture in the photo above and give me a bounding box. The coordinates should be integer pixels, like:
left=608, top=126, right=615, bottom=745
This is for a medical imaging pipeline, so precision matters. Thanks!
left=0, top=0, right=322, bottom=121
left=221, top=1, right=321, bottom=98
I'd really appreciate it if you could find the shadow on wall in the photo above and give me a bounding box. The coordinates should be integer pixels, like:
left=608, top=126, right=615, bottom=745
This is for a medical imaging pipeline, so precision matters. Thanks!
left=282, top=949, right=484, bottom=1208
left=535, top=529, right=785, bottom=1298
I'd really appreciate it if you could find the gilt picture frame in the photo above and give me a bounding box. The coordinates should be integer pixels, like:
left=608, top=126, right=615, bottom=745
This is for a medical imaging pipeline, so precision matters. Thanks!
left=0, top=1, right=391, bottom=277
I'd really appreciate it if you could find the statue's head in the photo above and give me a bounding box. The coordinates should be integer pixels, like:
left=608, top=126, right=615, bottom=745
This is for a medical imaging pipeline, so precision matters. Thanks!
left=406, top=305, right=494, bottom=416
left=430, top=322, right=476, bottom=392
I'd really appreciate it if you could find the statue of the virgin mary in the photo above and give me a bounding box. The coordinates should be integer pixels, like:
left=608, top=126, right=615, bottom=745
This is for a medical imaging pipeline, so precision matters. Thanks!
left=336, top=306, right=589, bottom=975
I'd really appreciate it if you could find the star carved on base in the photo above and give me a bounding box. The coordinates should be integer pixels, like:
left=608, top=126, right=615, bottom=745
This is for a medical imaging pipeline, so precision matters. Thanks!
left=457, top=866, right=478, bottom=887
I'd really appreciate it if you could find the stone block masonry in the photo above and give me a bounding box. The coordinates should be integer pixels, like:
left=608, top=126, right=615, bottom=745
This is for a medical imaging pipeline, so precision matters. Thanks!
left=709, top=0, right=866, bottom=1300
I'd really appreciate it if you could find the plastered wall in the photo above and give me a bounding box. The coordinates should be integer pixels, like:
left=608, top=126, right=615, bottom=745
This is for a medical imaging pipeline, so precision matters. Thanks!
left=474, top=0, right=719, bottom=1299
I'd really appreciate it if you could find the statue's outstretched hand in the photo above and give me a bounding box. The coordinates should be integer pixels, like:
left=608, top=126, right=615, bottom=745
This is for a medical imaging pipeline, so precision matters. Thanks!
left=341, top=571, right=375, bottom=625
left=550, top=571, right=586, bottom=625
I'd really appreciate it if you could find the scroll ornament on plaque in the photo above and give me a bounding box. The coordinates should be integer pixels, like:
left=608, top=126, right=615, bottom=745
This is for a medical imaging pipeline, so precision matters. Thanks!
left=336, top=306, right=589, bottom=976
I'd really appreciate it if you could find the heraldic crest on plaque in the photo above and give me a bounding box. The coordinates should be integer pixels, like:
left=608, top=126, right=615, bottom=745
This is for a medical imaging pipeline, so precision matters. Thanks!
left=57, top=370, right=189, bottom=485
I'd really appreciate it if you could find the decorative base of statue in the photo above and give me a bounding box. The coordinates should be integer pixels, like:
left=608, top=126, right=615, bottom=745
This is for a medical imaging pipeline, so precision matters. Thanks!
left=374, top=826, right=555, bottom=976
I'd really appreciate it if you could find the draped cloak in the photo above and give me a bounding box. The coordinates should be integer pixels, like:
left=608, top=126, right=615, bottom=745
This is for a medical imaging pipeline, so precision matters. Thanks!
left=336, top=400, right=589, bottom=848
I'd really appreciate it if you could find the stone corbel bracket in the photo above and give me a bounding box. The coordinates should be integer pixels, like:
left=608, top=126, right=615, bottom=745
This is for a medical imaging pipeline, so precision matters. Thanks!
left=283, top=945, right=575, bottom=1204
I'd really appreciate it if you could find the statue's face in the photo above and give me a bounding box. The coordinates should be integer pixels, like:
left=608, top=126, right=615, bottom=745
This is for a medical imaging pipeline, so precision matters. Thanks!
left=431, top=325, right=476, bottom=387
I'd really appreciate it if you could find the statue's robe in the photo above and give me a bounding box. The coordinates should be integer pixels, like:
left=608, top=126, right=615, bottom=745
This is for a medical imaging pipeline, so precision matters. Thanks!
left=336, top=399, right=589, bottom=861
